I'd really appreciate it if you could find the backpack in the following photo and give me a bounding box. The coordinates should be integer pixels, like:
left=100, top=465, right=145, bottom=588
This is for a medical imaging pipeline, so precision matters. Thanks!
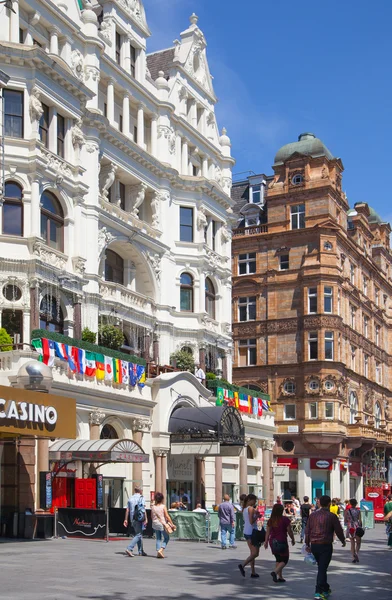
left=133, top=496, right=145, bottom=522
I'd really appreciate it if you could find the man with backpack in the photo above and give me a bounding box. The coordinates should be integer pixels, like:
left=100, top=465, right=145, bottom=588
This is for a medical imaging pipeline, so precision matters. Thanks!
left=124, top=485, right=147, bottom=557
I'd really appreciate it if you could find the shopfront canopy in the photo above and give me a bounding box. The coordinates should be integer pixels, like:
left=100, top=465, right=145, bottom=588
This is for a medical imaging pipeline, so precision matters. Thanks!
left=169, top=405, right=245, bottom=456
left=49, top=438, right=149, bottom=463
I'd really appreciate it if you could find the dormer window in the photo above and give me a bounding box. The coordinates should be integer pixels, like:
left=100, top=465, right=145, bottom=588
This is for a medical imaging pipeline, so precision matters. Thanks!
left=291, top=174, right=303, bottom=185
left=250, top=184, right=261, bottom=204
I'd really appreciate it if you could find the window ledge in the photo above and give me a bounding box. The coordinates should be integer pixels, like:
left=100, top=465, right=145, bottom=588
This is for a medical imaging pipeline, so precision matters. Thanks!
left=29, top=237, right=68, bottom=269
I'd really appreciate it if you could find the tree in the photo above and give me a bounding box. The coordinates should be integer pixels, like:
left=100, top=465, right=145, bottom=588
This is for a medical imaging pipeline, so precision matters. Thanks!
left=98, top=324, right=124, bottom=350
left=170, top=350, right=195, bottom=372
left=81, top=327, right=97, bottom=344
left=0, top=328, right=13, bottom=351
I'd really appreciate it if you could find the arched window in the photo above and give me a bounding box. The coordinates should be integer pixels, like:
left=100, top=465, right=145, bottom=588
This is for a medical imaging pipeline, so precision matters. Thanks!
left=180, top=273, right=193, bottom=312
left=3, top=181, right=23, bottom=236
left=244, top=384, right=263, bottom=392
left=39, top=295, right=64, bottom=333
left=247, top=445, right=254, bottom=460
left=181, top=346, right=193, bottom=355
left=105, top=249, right=124, bottom=285
left=374, top=402, right=382, bottom=429
left=100, top=424, right=118, bottom=439
left=40, top=191, right=64, bottom=251
left=349, top=391, right=358, bottom=425
left=205, top=277, right=216, bottom=318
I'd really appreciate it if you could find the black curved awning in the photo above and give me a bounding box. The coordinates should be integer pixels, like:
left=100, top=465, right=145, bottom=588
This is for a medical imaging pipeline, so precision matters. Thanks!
left=169, top=405, right=245, bottom=447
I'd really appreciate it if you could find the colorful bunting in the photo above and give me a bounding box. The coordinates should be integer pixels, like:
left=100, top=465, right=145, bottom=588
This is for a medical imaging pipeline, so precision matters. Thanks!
left=104, top=356, right=113, bottom=381
left=216, top=388, right=224, bottom=406
left=95, top=353, right=105, bottom=380
left=85, top=351, right=96, bottom=377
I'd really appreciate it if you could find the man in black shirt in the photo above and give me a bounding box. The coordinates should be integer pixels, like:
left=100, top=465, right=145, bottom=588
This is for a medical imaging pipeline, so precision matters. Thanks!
left=300, top=496, right=312, bottom=543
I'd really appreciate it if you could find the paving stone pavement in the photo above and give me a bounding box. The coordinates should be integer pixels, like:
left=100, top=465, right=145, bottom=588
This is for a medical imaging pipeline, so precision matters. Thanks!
left=0, top=525, right=391, bottom=600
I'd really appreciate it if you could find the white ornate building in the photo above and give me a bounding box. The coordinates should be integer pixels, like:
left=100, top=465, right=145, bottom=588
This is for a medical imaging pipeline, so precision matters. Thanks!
left=0, top=0, right=275, bottom=518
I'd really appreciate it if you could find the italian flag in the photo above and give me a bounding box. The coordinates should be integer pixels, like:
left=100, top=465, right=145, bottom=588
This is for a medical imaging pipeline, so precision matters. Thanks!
left=95, top=353, right=105, bottom=380
left=85, top=351, right=96, bottom=377
left=32, top=339, right=55, bottom=366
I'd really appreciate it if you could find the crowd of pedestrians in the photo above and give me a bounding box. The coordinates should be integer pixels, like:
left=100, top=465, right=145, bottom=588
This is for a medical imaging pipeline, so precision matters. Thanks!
left=122, top=484, right=391, bottom=598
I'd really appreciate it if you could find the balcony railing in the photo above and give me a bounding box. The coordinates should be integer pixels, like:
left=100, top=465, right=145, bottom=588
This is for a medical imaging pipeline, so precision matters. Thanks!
left=232, top=224, right=268, bottom=237
left=347, top=423, right=392, bottom=443
left=99, top=281, right=155, bottom=314
left=100, top=198, right=160, bottom=239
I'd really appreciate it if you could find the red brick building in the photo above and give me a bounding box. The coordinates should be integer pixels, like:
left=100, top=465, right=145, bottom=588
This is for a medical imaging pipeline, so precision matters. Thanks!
left=231, top=133, right=392, bottom=503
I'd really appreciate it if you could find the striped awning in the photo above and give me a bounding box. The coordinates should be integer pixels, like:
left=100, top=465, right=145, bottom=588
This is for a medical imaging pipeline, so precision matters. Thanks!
left=49, top=438, right=149, bottom=463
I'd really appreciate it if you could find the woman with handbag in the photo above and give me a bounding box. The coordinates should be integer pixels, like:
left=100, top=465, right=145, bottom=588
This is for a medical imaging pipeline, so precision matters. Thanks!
left=264, top=503, right=295, bottom=583
left=151, top=492, right=176, bottom=559
left=344, top=498, right=363, bottom=563
left=238, top=494, right=264, bottom=579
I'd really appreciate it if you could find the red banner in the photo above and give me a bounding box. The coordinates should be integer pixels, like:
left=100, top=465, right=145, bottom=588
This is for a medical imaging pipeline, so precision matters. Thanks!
left=277, top=457, right=298, bottom=470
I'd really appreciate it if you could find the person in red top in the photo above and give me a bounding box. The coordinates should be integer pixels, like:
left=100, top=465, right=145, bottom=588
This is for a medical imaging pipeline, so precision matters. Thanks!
left=305, top=495, right=345, bottom=599
left=264, top=503, right=295, bottom=583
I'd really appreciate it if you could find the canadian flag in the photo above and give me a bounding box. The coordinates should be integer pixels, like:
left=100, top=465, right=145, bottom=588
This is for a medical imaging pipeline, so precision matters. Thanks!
left=104, top=356, right=113, bottom=381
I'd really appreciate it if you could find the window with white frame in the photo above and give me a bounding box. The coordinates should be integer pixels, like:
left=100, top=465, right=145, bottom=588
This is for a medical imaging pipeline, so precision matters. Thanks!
left=351, top=346, right=356, bottom=371
left=283, top=381, right=296, bottom=394
left=238, top=339, right=256, bottom=366
left=349, top=391, right=358, bottom=424
left=363, top=315, right=369, bottom=338
left=375, top=287, right=380, bottom=306
left=238, top=297, right=256, bottom=322
left=374, top=402, right=382, bottom=429
left=350, top=305, right=356, bottom=329
left=308, top=287, right=317, bottom=313
left=238, top=252, right=256, bottom=275
left=324, top=286, right=333, bottom=313
left=364, top=354, right=369, bottom=378
left=284, top=404, right=296, bottom=420
left=376, top=361, right=381, bottom=384
left=375, top=325, right=380, bottom=346
left=250, top=184, right=261, bottom=204
left=363, top=274, right=368, bottom=296
left=325, top=402, right=334, bottom=419
left=279, top=254, right=289, bottom=271
left=325, top=331, right=333, bottom=360
left=308, top=331, right=318, bottom=360
left=309, top=402, right=318, bottom=419
left=290, top=204, right=305, bottom=229
left=350, top=263, right=355, bottom=284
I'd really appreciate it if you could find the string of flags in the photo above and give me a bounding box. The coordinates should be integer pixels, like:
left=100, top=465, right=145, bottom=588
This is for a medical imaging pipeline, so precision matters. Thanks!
left=31, top=338, right=146, bottom=388
left=215, top=387, right=271, bottom=416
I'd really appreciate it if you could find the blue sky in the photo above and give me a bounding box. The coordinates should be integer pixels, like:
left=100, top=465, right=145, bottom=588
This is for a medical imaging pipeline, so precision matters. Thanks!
left=144, top=0, right=392, bottom=222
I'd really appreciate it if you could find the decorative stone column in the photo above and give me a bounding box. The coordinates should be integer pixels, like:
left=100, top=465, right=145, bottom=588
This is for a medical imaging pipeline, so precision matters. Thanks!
left=143, top=333, right=151, bottom=361
left=89, top=409, right=106, bottom=440
left=239, top=445, right=248, bottom=497
left=154, top=452, right=162, bottom=494
left=37, top=439, right=49, bottom=509
left=181, top=138, right=189, bottom=175
left=73, top=296, right=82, bottom=340
left=199, top=347, right=206, bottom=374
left=131, top=419, right=151, bottom=486
left=202, top=155, right=209, bottom=178
left=195, top=457, right=206, bottom=506
left=222, top=352, right=228, bottom=381
left=49, top=26, right=60, bottom=54
left=122, top=93, right=131, bottom=137
left=151, top=114, right=158, bottom=157
left=215, top=456, right=222, bottom=505
left=29, top=279, right=39, bottom=333
left=189, top=98, right=197, bottom=129
left=106, top=78, right=115, bottom=124
left=137, top=103, right=145, bottom=148
left=153, top=335, right=159, bottom=364
left=262, top=440, right=274, bottom=505
left=161, top=452, right=167, bottom=498
left=175, top=132, right=182, bottom=172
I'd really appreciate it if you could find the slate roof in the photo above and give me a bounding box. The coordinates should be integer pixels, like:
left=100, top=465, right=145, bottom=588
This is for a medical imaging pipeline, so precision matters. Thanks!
left=231, top=181, right=250, bottom=218
left=147, top=47, right=175, bottom=81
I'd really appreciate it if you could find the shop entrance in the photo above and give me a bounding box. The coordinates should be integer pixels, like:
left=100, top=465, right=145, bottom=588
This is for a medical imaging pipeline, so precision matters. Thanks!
left=103, top=477, right=124, bottom=508
left=312, top=480, right=325, bottom=501
left=167, top=481, right=193, bottom=509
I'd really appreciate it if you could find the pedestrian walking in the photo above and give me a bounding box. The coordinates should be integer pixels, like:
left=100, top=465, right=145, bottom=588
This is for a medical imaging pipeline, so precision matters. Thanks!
left=151, top=492, right=176, bottom=559
left=344, top=498, right=363, bottom=563
left=123, top=485, right=148, bottom=557
left=238, top=494, right=262, bottom=578
left=264, top=503, right=295, bottom=583
left=383, top=493, right=392, bottom=549
left=305, top=494, right=346, bottom=599
left=218, top=494, right=237, bottom=549
left=300, top=496, right=312, bottom=543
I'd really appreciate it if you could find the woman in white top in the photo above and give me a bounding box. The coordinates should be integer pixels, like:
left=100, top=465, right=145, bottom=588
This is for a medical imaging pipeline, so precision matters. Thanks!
left=238, top=494, right=260, bottom=578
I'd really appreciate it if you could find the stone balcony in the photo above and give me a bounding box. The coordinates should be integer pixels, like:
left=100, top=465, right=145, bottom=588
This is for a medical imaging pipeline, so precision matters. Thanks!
left=347, top=423, right=392, bottom=444
left=99, top=280, right=155, bottom=316
left=232, top=224, right=268, bottom=237
left=100, top=198, right=161, bottom=239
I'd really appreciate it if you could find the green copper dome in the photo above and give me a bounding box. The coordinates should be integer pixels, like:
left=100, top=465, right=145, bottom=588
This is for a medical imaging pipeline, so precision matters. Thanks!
left=274, top=133, right=335, bottom=164
left=368, top=206, right=384, bottom=224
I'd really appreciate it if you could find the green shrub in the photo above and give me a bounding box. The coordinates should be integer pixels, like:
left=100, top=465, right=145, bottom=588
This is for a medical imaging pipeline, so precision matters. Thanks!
left=81, top=327, right=97, bottom=344
left=98, top=324, right=124, bottom=350
left=206, top=372, right=216, bottom=380
left=170, top=350, right=195, bottom=372
left=0, top=328, right=13, bottom=351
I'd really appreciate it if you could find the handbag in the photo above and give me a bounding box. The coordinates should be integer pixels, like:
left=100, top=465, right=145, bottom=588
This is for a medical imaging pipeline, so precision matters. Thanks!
left=271, top=538, right=288, bottom=554
left=355, top=526, right=365, bottom=538
left=251, top=527, right=266, bottom=547
left=164, top=522, right=174, bottom=535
